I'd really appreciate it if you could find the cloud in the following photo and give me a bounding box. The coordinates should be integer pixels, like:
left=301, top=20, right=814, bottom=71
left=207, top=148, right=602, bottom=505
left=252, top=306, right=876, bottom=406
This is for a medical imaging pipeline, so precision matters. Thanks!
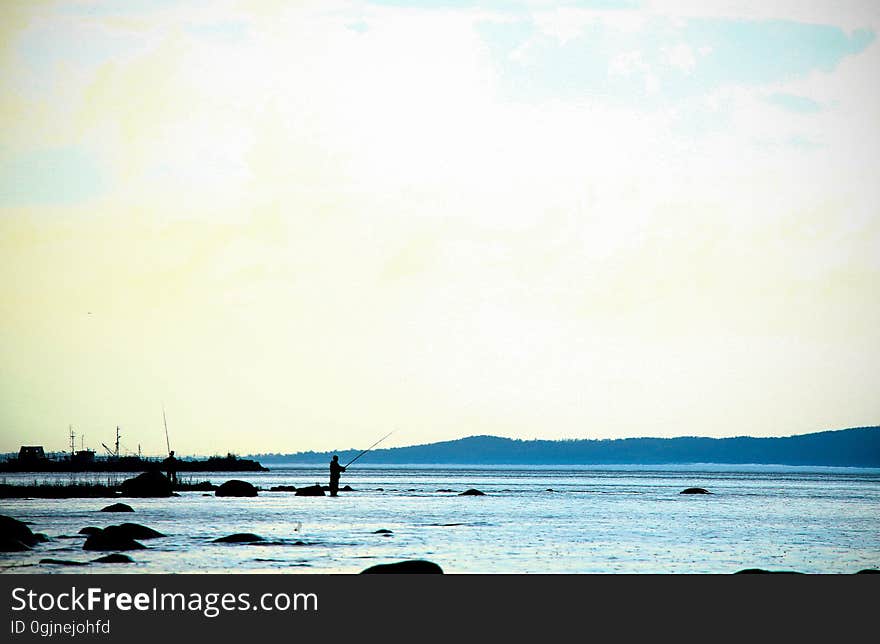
left=644, top=0, right=880, bottom=32
left=764, top=92, right=823, bottom=113
left=664, top=42, right=696, bottom=73
left=0, top=145, right=106, bottom=206
left=478, top=10, right=875, bottom=106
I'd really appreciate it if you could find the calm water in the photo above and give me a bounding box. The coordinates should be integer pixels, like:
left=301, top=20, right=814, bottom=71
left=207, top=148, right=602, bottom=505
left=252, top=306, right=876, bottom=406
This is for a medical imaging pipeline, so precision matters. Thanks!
left=2, top=464, right=879, bottom=574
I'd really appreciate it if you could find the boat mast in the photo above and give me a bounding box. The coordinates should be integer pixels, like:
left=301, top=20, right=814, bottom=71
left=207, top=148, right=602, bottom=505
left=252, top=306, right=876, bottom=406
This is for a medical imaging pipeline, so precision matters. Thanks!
left=68, top=425, right=75, bottom=456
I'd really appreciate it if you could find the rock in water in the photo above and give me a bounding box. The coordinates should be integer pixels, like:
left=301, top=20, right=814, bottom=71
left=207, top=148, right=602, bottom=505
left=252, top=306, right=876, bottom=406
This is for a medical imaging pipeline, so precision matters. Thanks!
left=294, top=484, right=326, bottom=497
left=100, top=503, right=134, bottom=512
left=114, top=523, right=165, bottom=540
left=360, top=560, right=444, bottom=574
left=734, top=568, right=803, bottom=574
left=459, top=488, right=486, bottom=496
left=120, top=470, right=173, bottom=498
left=213, top=533, right=265, bottom=543
left=40, top=559, right=88, bottom=566
left=82, top=526, right=146, bottom=551
left=215, top=480, right=258, bottom=497
left=93, top=554, right=135, bottom=564
left=0, top=514, right=40, bottom=547
left=680, top=488, right=711, bottom=495
left=79, top=527, right=103, bottom=536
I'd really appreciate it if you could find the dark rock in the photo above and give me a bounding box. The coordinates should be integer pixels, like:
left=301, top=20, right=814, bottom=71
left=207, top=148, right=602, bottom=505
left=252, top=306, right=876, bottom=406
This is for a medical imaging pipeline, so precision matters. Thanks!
left=120, top=471, right=173, bottom=498
left=114, top=523, right=165, bottom=540
left=341, top=485, right=354, bottom=491
left=79, top=527, right=103, bottom=536
left=0, top=514, right=40, bottom=546
left=213, top=533, right=265, bottom=543
left=360, top=560, right=444, bottom=574
left=856, top=569, right=880, bottom=574
left=270, top=485, right=297, bottom=492
left=33, top=533, right=49, bottom=542
left=436, top=489, right=454, bottom=493
left=373, top=529, right=393, bottom=534
left=459, top=488, right=485, bottom=496
left=100, top=503, right=134, bottom=512
left=180, top=481, right=216, bottom=491
left=83, top=526, right=146, bottom=551
left=40, top=559, right=88, bottom=566
left=680, top=488, right=711, bottom=495
left=215, top=480, right=258, bottom=497
left=294, top=484, right=326, bottom=497
left=0, top=537, right=31, bottom=552
left=93, top=553, right=135, bottom=564
left=734, top=569, right=804, bottom=574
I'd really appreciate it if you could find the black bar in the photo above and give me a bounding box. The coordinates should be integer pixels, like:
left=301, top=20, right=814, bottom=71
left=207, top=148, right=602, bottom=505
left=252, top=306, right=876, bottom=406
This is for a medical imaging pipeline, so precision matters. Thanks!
left=0, top=573, right=875, bottom=643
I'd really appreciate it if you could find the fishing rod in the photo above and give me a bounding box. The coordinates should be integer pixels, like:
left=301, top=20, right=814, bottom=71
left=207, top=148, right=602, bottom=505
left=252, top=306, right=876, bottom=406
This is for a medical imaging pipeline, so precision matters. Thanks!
left=163, top=406, right=171, bottom=455
left=343, top=430, right=395, bottom=469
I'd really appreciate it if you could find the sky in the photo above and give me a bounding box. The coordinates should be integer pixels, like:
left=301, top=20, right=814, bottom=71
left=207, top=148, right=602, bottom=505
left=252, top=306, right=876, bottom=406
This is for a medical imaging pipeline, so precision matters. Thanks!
left=1, top=0, right=878, bottom=457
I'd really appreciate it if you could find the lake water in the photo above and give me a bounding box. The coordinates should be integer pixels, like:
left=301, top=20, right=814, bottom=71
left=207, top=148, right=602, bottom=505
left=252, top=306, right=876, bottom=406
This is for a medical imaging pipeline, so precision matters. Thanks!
left=2, top=464, right=879, bottom=574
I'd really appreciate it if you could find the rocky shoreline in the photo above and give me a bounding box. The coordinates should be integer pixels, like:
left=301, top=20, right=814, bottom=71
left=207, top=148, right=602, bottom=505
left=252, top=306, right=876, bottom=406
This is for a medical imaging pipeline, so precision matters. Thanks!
left=0, top=511, right=444, bottom=574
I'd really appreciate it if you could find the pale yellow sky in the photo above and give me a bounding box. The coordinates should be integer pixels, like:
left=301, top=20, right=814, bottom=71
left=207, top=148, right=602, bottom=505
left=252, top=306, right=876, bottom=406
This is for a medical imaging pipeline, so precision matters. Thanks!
left=1, top=1, right=878, bottom=456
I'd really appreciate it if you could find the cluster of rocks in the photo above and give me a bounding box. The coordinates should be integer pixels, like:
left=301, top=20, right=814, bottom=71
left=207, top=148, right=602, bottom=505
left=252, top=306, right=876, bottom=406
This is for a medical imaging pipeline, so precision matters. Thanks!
left=0, top=513, right=143, bottom=566
left=0, top=482, right=754, bottom=574
left=3, top=508, right=450, bottom=574
left=113, top=474, right=367, bottom=498
left=82, top=523, right=165, bottom=551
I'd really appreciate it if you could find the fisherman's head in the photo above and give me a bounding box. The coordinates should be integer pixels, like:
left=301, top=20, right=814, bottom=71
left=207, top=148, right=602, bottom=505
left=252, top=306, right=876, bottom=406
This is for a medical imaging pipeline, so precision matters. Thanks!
left=332, top=455, right=338, bottom=462
left=169, top=451, right=174, bottom=457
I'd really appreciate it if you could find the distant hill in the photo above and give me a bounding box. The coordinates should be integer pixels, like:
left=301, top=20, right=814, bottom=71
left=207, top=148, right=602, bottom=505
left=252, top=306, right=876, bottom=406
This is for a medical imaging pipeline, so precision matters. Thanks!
left=250, top=426, right=880, bottom=467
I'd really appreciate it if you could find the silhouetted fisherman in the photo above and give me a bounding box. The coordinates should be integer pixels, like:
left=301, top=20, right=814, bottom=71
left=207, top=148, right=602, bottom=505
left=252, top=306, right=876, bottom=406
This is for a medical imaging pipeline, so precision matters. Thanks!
left=163, top=450, right=178, bottom=486
left=329, top=454, right=346, bottom=497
